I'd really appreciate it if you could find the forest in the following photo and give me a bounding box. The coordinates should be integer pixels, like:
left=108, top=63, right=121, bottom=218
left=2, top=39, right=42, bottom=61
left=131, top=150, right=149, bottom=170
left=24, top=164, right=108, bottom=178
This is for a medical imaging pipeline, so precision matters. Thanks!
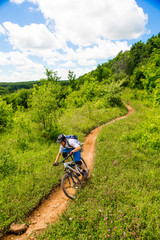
left=0, top=33, right=160, bottom=239
left=0, top=81, right=40, bottom=95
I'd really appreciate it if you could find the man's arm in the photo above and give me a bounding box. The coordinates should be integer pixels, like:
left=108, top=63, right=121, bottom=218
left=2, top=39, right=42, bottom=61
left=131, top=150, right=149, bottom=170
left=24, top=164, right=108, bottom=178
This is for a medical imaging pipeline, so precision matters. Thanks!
left=53, top=152, right=61, bottom=165
left=70, top=145, right=81, bottom=154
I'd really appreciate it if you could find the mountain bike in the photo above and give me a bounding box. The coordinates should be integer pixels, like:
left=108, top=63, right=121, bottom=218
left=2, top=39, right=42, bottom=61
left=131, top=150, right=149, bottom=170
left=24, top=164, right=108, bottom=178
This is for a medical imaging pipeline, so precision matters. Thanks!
left=54, top=155, right=89, bottom=199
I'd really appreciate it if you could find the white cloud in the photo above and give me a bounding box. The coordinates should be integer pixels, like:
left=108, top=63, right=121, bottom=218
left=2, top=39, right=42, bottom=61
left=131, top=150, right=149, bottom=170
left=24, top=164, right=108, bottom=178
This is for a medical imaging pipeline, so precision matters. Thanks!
left=60, top=61, right=76, bottom=68
left=1, top=0, right=148, bottom=82
left=0, top=24, right=6, bottom=35
left=48, top=40, right=130, bottom=66
left=0, top=51, right=45, bottom=82
left=9, top=51, right=44, bottom=72
left=76, top=40, right=130, bottom=60
left=0, top=52, right=10, bottom=65
left=2, top=22, right=62, bottom=51
left=39, top=39, right=130, bottom=72
left=0, top=71, right=45, bottom=82
left=78, top=59, right=97, bottom=66
left=30, top=0, right=148, bottom=45
left=0, top=51, right=43, bottom=71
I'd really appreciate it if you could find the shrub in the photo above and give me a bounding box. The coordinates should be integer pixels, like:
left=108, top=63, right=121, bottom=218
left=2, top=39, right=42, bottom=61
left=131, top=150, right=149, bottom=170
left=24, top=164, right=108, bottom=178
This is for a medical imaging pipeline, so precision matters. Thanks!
left=0, top=151, right=17, bottom=179
left=153, top=80, right=160, bottom=106
left=105, top=81, right=123, bottom=107
left=31, top=82, right=62, bottom=139
left=0, top=99, right=13, bottom=132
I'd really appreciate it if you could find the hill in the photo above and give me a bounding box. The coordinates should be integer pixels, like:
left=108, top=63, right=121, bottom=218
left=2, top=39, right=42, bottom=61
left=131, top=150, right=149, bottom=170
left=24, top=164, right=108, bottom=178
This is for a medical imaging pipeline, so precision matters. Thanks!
left=0, top=33, right=160, bottom=238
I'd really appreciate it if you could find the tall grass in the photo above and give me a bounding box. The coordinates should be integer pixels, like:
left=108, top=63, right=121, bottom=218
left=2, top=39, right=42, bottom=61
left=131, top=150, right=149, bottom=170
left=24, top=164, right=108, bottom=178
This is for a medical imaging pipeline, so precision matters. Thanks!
left=38, top=96, right=160, bottom=239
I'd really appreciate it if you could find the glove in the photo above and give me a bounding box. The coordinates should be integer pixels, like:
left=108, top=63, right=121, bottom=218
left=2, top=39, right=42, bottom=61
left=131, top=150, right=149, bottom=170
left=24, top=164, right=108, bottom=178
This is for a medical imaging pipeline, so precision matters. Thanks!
left=69, top=152, right=73, bottom=156
left=53, top=162, right=58, bottom=166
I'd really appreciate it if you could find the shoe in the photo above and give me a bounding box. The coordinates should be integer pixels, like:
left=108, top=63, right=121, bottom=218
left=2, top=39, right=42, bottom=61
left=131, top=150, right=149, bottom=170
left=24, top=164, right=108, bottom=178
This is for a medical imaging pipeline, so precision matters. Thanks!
left=82, top=169, right=88, bottom=178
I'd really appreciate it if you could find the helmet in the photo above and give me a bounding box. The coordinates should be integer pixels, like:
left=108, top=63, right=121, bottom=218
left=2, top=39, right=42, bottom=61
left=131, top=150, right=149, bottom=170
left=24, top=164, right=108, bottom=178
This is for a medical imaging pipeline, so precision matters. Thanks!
left=57, top=134, right=66, bottom=143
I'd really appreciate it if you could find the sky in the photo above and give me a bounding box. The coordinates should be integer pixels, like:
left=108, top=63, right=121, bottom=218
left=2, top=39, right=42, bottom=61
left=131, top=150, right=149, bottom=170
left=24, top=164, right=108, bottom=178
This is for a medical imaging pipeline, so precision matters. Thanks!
left=0, top=0, right=160, bottom=82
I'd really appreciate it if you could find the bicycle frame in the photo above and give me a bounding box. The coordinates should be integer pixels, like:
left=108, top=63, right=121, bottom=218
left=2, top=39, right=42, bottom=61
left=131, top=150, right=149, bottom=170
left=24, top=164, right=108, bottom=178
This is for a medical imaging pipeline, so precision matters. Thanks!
left=55, top=155, right=82, bottom=176
left=64, top=161, right=81, bottom=175
left=54, top=154, right=88, bottom=180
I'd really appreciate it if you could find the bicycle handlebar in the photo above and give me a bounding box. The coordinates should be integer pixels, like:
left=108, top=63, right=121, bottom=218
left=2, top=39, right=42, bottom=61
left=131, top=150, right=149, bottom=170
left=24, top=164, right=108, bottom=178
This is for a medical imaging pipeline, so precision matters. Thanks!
left=53, top=155, right=72, bottom=166
left=54, top=163, right=59, bottom=166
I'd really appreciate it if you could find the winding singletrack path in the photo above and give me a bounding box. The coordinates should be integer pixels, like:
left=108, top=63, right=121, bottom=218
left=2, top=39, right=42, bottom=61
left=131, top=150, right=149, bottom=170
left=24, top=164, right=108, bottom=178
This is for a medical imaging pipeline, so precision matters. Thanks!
left=2, top=104, right=133, bottom=240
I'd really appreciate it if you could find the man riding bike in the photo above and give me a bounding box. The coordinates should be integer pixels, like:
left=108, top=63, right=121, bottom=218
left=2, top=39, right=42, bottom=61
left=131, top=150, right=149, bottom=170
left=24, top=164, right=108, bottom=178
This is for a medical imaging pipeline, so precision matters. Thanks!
left=53, top=134, right=82, bottom=166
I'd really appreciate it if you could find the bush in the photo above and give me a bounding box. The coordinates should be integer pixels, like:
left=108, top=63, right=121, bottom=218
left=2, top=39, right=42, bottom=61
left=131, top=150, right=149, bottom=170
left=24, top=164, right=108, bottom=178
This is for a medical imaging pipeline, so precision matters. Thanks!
left=130, top=68, right=145, bottom=89
left=153, top=80, right=160, bottom=106
left=104, top=81, right=123, bottom=107
left=0, top=99, right=13, bottom=132
left=0, top=152, right=17, bottom=179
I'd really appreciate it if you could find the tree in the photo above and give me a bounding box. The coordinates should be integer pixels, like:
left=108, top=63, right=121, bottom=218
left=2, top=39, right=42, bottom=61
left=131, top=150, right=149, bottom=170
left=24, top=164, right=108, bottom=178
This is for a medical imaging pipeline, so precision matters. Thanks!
left=111, top=51, right=132, bottom=76
left=96, top=64, right=103, bottom=82
left=31, top=81, right=62, bottom=138
left=68, top=70, right=76, bottom=89
left=142, top=49, right=160, bottom=92
left=41, top=68, right=61, bottom=84
left=146, top=34, right=160, bottom=57
left=130, top=68, right=145, bottom=89
left=153, top=81, right=160, bottom=106
left=0, top=99, right=13, bottom=131
left=3, top=88, right=31, bottom=110
left=130, top=41, right=146, bottom=73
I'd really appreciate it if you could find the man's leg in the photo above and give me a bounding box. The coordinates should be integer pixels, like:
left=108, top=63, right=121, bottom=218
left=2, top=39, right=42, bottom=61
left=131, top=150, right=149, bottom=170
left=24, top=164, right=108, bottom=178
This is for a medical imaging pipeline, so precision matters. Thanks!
left=73, top=151, right=88, bottom=178
left=73, top=150, right=81, bottom=163
left=63, top=148, right=72, bottom=157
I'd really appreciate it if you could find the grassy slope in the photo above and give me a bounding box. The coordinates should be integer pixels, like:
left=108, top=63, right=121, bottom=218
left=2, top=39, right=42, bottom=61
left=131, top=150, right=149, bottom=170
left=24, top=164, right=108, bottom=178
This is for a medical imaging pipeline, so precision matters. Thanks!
left=0, top=104, right=126, bottom=233
left=38, top=93, right=160, bottom=239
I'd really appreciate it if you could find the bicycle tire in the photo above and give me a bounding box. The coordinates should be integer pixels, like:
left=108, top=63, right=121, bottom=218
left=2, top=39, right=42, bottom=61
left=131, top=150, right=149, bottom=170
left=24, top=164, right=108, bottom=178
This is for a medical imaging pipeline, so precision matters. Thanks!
left=81, top=157, right=89, bottom=178
left=61, top=172, right=81, bottom=199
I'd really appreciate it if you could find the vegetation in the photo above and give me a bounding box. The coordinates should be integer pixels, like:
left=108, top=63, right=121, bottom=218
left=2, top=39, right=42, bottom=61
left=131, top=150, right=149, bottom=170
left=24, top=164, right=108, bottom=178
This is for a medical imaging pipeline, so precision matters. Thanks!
left=38, top=93, right=160, bottom=239
left=0, top=99, right=13, bottom=132
left=0, top=33, right=160, bottom=238
left=0, top=81, right=40, bottom=95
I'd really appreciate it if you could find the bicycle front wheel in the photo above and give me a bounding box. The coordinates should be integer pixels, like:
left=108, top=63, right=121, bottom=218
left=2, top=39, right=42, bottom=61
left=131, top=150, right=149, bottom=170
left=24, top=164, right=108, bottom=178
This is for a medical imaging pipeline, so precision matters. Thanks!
left=62, top=172, right=81, bottom=199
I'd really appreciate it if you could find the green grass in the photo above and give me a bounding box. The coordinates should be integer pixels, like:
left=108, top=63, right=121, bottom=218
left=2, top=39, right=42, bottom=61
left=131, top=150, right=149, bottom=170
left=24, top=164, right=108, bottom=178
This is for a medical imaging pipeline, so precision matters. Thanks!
left=0, top=103, right=127, bottom=234
left=58, top=103, right=126, bottom=140
left=37, top=96, right=160, bottom=239
left=0, top=141, right=63, bottom=229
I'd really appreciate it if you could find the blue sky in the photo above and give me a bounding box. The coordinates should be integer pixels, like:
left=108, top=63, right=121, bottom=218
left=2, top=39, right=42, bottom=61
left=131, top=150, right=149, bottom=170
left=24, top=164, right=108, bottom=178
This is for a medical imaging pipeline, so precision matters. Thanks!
left=0, top=0, right=159, bottom=82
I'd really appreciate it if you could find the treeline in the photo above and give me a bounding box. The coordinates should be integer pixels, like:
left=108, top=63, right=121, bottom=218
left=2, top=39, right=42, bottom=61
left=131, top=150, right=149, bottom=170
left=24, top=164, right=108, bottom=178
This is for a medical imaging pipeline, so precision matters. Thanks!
left=0, top=81, right=40, bottom=95
left=0, top=80, right=69, bottom=95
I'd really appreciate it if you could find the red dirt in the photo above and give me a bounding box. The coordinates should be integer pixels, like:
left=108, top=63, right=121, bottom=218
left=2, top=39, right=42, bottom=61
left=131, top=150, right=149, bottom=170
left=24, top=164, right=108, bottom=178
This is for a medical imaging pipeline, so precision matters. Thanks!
left=2, top=104, right=133, bottom=240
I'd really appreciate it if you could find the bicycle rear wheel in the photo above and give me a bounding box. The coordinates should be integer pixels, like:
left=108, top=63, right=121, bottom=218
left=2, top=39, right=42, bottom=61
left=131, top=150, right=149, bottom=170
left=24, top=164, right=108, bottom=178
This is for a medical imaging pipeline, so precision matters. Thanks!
left=62, top=172, right=81, bottom=199
left=81, top=158, right=89, bottom=178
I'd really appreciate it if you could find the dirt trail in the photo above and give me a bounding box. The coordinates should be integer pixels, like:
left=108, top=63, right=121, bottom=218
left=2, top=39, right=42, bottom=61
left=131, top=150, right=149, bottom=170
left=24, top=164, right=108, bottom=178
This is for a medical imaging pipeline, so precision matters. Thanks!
left=2, top=104, right=133, bottom=240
